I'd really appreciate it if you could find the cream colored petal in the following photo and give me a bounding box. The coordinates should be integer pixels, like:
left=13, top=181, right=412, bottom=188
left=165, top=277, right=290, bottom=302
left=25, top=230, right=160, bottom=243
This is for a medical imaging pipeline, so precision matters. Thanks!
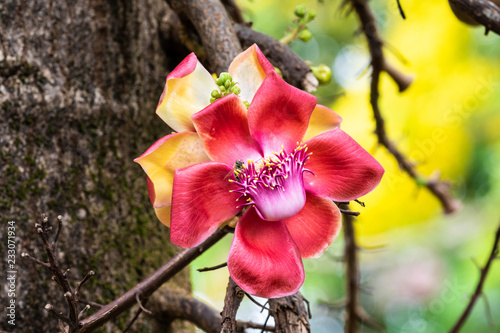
left=229, top=44, right=274, bottom=103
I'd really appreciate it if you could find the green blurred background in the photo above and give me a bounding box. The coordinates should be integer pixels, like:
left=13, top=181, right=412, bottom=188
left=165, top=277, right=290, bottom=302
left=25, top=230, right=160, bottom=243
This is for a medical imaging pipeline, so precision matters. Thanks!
left=191, top=1, right=500, bottom=331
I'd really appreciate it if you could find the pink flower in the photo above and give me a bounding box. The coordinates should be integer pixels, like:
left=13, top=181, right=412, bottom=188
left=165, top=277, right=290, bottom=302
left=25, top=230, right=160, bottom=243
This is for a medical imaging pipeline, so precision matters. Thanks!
left=135, top=45, right=384, bottom=298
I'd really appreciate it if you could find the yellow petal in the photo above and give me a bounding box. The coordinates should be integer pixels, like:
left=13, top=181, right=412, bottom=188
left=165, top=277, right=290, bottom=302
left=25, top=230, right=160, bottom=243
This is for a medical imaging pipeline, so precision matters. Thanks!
left=303, top=105, right=343, bottom=142
left=154, top=205, right=171, bottom=228
left=135, top=132, right=210, bottom=208
left=157, top=58, right=218, bottom=132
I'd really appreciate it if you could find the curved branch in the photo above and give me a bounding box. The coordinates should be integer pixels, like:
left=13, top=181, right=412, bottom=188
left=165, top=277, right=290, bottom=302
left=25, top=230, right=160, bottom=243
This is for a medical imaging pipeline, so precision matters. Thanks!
left=449, top=222, right=500, bottom=333
left=167, top=0, right=242, bottom=73
left=349, top=0, right=461, bottom=214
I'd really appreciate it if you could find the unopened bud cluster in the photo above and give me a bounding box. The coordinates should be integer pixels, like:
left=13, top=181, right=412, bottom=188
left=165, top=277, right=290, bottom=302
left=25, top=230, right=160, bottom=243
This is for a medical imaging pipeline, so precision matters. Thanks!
left=210, top=72, right=242, bottom=103
left=281, top=5, right=317, bottom=44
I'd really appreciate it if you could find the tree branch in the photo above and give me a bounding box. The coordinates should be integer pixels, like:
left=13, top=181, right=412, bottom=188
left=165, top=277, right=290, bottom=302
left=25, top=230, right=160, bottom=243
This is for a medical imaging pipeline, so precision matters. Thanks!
left=342, top=204, right=359, bottom=333
left=449, top=221, right=500, bottom=333
left=349, top=0, right=461, bottom=214
left=221, top=277, right=245, bottom=333
left=221, top=0, right=246, bottom=24
left=269, top=292, right=310, bottom=333
left=78, top=226, right=231, bottom=332
left=167, top=0, right=242, bottom=74
left=449, top=0, right=500, bottom=35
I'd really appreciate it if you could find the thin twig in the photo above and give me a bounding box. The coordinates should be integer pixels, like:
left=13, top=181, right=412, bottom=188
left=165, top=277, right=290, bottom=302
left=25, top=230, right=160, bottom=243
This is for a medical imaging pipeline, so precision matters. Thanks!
left=396, top=0, right=406, bottom=19
left=75, top=271, right=95, bottom=300
left=122, top=307, right=143, bottom=333
left=52, top=215, right=63, bottom=249
left=197, top=262, right=227, bottom=272
left=21, top=252, right=50, bottom=268
left=135, top=293, right=152, bottom=316
left=449, top=222, right=500, bottom=333
left=78, top=299, right=103, bottom=309
left=245, top=293, right=270, bottom=311
left=340, top=209, right=361, bottom=216
left=44, top=304, right=73, bottom=328
left=27, top=216, right=81, bottom=329
left=349, top=0, right=461, bottom=214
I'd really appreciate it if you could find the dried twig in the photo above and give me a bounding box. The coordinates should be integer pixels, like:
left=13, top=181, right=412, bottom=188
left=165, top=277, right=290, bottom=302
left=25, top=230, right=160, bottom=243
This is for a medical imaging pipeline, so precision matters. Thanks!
left=449, top=222, right=500, bottom=333
left=349, top=0, right=461, bottom=214
left=79, top=226, right=232, bottom=332
left=23, top=215, right=85, bottom=332
left=197, top=262, right=228, bottom=272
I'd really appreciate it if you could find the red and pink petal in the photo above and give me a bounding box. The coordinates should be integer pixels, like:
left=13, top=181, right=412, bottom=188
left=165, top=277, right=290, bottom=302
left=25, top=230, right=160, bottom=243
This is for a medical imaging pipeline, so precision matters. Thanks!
left=228, top=208, right=305, bottom=298
left=248, top=72, right=317, bottom=156
left=283, top=193, right=342, bottom=258
left=170, top=162, right=242, bottom=248
left=156, top=53, right=218, bottom=132
left=228, top=44, right=276, bottom=103
left=303, top=128, right=384, bottom=202
left=192, top=94, right=263, bottom=165
left=134, top=132, right=210, bottom=208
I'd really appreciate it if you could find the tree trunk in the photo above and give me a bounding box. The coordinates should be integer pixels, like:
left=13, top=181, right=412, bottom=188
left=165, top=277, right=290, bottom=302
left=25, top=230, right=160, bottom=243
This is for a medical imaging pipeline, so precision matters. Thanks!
left=0, top=0, right=192, bottom=331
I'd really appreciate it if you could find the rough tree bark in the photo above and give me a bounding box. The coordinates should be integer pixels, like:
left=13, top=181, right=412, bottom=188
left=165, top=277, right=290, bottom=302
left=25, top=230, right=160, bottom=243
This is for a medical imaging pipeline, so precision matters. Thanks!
left=0, top=0, right=194, bottom=331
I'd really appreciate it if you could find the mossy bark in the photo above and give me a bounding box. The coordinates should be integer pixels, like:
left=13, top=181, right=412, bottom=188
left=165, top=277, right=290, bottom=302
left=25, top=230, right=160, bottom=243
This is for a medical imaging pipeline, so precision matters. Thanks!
left=0, top=0, right=191, bottom=331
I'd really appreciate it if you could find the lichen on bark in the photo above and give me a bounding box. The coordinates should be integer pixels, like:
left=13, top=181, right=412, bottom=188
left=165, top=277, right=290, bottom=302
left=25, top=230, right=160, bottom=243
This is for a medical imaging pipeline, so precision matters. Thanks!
left=0, top=0, right=193, bottom=331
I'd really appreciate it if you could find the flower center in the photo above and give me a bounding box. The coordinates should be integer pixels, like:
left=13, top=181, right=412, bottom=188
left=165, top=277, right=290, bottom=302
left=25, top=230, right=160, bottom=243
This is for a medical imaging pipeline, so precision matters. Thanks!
left=229, top=144, right=313, bottom=221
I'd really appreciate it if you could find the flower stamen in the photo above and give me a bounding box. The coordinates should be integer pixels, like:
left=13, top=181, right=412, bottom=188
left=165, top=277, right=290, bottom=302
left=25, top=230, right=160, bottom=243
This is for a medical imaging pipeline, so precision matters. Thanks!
left=229, top=144, right=313, bottom=221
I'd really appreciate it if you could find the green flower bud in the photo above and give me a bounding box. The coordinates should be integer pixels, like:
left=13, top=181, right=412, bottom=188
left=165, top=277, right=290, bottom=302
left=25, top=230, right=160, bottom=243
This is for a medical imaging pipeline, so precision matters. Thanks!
left=210, top=97, right=216, bottom=103
left=220, top=85, right=227, bottom=92
left=232, top=86, right=241, bottom=95
left=294, top=5, right=306, bottom=18
left=225, top=79, right=232, bottom=89
left=306, top=9, right=316, bottom=21
left=211, top=90, right=220, bottom=98
left=311, top=64, right=332, bottom=85
left=243, top=101, right=250, bottom=109
left=217, top=72, right=231, bottom=86
left=299, top=29, right=312, bottom=42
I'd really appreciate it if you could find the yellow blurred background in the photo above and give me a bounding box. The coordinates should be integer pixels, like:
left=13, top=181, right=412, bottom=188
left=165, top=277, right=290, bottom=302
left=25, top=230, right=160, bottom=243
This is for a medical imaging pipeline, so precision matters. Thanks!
left=192, top=1, right=500, bottom=331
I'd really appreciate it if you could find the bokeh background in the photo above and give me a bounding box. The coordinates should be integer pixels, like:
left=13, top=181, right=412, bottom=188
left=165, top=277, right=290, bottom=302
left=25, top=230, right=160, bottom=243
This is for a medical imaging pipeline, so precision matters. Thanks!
left=191, top=1, right=500, bottom=332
